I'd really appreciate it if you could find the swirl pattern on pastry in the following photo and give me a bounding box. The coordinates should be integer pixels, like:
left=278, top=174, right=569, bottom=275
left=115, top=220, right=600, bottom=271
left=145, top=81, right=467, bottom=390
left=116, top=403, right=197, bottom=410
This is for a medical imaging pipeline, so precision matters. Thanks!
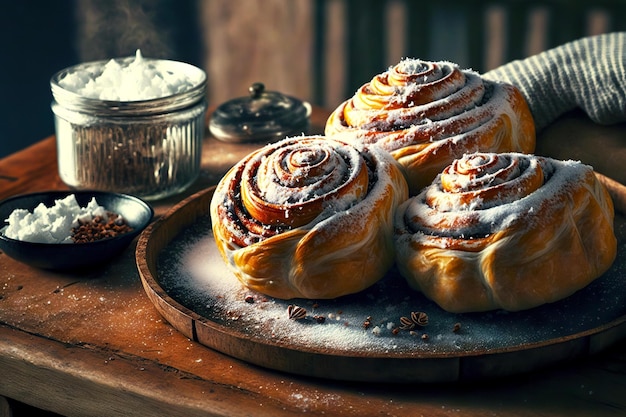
left=394, top=152, right=617, bottom=313
left=325, top=59, right=536, bottom=194
left=210, top=136, right=408, bottom=299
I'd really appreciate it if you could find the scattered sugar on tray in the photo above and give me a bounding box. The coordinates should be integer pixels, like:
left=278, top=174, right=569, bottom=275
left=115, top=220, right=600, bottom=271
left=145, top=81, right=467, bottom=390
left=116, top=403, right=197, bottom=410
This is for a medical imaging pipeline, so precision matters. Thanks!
left=155, top=210, right=626, bottom=360
left=173, top=232, right=468, bottom=353
left=3, top=194, right=109, bottom=244
left=58, top=49, right=195, bottom=101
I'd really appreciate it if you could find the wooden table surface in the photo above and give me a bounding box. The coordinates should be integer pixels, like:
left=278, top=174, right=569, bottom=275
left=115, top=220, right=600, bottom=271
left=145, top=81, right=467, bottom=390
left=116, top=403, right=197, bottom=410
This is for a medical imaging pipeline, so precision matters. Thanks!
left=1, top=107, right=626, bottom=417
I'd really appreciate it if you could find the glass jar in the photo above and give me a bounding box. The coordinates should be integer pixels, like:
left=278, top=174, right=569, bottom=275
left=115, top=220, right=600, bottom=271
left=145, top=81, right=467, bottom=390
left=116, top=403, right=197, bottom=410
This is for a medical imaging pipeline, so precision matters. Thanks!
left=50, top=56, right=207, bottom=200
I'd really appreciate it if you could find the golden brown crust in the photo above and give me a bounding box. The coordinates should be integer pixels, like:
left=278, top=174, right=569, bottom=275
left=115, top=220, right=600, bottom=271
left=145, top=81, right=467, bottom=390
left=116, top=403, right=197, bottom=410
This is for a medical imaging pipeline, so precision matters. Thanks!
left=325, top=59, right=536, bottom=195
left=394, top=153, right=617, bottom=313
left=210, top=136, right=409, bottom=299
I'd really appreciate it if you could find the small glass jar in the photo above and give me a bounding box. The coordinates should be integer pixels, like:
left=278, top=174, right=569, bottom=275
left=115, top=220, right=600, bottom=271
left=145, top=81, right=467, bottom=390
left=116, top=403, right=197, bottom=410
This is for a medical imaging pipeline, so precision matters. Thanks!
left=51, top=56, right=207, bottom=200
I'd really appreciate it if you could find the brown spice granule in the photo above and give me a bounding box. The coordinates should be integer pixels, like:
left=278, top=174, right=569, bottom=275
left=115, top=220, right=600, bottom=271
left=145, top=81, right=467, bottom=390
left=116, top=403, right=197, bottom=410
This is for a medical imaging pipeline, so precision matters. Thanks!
left=71, top=212, right=133, bottom=243
left=244, top=295, right=255, bottom=304
left=313, top=315, right=326, bottom=324
left=453, top=322, right=462, bottom=333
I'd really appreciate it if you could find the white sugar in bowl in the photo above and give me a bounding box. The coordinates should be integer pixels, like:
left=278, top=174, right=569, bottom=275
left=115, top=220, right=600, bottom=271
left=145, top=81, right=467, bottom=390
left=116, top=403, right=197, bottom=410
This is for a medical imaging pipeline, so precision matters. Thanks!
left=50, top=51, right=207, bottom=200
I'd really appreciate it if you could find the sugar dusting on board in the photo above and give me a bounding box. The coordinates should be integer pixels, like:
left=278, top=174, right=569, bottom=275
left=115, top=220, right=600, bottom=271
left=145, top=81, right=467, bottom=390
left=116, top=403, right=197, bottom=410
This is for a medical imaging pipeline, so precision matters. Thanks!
left=157, top=215, right=626, bottom=356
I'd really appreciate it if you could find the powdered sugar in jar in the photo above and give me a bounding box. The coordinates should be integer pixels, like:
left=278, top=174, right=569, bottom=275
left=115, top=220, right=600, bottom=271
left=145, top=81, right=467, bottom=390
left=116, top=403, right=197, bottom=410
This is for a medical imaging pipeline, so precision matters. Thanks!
left=51, top=50, right=207, bottom=200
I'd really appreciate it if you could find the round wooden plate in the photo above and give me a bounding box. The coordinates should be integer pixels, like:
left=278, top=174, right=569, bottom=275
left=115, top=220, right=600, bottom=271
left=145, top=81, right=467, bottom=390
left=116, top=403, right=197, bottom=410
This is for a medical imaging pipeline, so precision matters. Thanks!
left=136, top=186, right=626, bottom=383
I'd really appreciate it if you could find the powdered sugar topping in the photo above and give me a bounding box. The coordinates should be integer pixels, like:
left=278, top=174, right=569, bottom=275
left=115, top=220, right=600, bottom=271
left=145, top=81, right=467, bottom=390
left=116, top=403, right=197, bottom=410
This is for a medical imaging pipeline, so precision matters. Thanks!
left=397, top=153, right=591, bottom=243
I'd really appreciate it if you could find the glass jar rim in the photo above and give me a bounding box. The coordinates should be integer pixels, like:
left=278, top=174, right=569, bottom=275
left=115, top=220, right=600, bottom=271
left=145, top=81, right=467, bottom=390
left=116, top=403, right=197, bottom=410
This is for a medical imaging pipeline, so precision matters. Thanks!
left=50, top=56, right=207, bottom=116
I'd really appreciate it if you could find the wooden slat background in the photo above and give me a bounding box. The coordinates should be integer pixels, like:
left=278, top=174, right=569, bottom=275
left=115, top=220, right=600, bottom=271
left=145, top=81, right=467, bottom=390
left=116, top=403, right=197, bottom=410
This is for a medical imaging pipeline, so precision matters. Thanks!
left=1, top=0, right=622, bottom=159
left=74, top=0, right=623, bottom=111
left=199, top=0, right=316, bottom=108
left=202, top=0, right=622, bottom=110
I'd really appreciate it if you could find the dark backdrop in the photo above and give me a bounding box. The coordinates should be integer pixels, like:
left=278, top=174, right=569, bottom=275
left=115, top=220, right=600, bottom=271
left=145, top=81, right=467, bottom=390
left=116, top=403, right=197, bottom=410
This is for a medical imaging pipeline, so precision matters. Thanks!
left=0, top=0, right=204, bottom=159
left=0, top=1, right=78, bottom=158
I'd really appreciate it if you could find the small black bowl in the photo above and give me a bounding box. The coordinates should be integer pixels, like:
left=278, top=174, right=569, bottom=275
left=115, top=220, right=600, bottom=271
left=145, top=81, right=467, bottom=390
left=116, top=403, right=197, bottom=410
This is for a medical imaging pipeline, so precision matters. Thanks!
left=0, top=191, right=154, bottom=271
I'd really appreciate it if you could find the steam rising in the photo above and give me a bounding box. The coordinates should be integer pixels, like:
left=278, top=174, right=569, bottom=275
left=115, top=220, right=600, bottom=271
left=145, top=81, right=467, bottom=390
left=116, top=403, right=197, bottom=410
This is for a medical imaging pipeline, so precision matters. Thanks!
left=75, top=0, right=175, bottom=61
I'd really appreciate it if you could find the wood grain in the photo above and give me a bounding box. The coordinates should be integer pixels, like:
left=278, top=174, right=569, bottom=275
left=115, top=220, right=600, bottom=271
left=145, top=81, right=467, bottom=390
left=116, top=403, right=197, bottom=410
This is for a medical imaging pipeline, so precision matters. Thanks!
left=0, top=396, right=11, bottom=417
left=0, top=136, right=66, bottom=200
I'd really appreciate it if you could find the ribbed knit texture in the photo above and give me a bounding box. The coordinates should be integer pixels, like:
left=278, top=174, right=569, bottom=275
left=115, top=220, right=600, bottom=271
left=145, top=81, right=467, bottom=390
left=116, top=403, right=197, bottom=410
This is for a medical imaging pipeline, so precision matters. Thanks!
left=484, top=32, right=626, bottom=130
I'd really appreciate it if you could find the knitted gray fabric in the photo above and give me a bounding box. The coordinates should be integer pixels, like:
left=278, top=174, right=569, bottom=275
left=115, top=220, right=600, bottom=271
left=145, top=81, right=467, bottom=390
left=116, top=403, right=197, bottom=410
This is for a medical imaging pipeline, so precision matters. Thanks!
left=483, top=32, right=626, bottom=130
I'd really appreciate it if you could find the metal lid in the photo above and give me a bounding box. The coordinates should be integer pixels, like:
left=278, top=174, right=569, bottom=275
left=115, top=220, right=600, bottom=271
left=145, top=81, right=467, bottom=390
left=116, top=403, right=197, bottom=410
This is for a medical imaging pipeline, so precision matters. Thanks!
left=209, top=82, right=312, bottom=143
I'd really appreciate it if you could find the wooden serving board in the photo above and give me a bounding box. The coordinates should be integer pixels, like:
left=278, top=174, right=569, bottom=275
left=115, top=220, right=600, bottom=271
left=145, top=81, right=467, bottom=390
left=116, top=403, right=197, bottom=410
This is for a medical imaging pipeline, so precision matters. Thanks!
left=136, top=186, right=626, bottom=383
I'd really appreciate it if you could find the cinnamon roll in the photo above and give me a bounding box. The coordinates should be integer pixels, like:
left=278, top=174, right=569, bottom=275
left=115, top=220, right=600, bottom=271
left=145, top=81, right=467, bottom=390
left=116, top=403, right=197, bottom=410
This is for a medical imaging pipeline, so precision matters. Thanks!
left=210, top=136, right=409, bottom=299
left=394, top=152, right=617, bottom=313
left=325, top=59, right=536, bottom=194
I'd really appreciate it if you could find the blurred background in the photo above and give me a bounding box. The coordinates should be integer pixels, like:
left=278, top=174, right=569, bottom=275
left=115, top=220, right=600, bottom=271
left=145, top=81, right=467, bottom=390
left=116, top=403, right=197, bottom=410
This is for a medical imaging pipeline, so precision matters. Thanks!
left=1, top=0, right=623, bottom=159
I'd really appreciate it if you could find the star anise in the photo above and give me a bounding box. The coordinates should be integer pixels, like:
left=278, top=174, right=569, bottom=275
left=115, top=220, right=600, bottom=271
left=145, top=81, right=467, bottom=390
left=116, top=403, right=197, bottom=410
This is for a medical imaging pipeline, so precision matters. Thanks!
left=287, top=304, right=307, bottom=321
left=399, top=311, right=429, bottom=330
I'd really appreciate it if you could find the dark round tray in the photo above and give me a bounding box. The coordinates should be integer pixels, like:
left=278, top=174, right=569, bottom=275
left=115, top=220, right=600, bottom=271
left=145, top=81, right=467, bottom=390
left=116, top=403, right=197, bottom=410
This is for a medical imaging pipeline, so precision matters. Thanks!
left=136, top=187, right=626, bottom=383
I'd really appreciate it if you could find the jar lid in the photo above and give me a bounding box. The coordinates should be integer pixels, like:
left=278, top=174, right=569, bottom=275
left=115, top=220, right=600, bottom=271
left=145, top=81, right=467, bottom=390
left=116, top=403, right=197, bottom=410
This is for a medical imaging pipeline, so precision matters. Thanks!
left=209, top=82, right=312, bottom=143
